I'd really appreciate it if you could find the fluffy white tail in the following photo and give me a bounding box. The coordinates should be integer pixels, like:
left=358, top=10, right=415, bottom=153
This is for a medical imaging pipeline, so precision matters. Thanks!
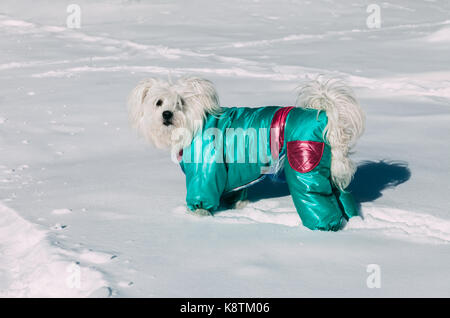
left=296, top=77, right=365, bottom=190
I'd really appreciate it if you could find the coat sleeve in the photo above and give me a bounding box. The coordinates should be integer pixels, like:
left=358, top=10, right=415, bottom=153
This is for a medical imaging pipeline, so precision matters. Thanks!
left=184, top=162, right=227, bottom=211
left=181, top=135, right=228, bottom=212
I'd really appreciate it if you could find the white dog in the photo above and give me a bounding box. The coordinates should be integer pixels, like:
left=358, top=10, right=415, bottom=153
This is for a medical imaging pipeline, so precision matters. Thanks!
left=128, top=76, right=364, bottom=231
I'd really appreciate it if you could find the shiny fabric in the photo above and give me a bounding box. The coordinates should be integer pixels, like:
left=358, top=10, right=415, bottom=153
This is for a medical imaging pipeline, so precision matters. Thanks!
left=270, top=106, right=294, bottom=159
left=180, top=106, right=280, bottom=212
left=179, top=106, right=358, bottom=231
left=282, top=108, right=358, bottom=230
left=287, top=140, right=324, bottom=173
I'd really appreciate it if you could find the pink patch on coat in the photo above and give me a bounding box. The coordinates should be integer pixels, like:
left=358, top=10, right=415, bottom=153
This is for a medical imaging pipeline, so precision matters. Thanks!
left=287, top=140, right=324, bottom=173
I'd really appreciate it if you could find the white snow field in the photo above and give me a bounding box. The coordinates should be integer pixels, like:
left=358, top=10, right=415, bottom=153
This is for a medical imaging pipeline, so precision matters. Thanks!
left=1, top=0, right=449, bottom=297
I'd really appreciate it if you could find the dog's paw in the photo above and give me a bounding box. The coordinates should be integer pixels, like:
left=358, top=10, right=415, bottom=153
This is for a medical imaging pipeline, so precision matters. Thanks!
left=235, top=200, right=250, bottom=209
left=192, top=209, right=212, bottom=217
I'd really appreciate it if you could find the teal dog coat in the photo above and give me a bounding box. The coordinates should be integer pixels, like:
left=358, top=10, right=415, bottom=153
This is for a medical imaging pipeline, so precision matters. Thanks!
left=179, top=106, right=358, bottom=231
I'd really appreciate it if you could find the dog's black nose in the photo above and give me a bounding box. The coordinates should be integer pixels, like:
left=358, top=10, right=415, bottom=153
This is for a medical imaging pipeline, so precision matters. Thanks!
left=162, top=111, right=173, bottom=120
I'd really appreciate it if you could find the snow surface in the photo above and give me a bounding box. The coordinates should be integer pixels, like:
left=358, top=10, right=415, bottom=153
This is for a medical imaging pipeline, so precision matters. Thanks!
left=0, top=0, right=449, bottom=297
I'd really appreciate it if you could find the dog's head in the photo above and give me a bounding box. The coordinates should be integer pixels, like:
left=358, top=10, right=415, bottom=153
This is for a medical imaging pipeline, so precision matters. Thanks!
left=128, top=77, right=220, bottom=149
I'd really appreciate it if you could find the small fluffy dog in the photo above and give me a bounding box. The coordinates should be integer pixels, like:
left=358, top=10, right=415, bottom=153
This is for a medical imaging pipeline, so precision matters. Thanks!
left=128, top=76, right=364, bottom=231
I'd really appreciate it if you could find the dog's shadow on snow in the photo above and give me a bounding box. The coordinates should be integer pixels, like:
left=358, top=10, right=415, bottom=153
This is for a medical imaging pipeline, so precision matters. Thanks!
left=347, top=160, right=411, bottom=205
left=247, top=160, right=411, bottom=210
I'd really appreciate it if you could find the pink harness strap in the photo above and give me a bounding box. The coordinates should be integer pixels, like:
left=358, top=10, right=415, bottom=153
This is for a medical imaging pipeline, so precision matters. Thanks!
left=270, top=106, right=294, bottom=160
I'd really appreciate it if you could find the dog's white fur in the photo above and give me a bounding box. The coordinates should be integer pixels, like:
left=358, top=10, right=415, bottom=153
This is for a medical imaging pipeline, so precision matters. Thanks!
left=296, top=76, right=365, bottom=189
left=128, top=77, right=221, bottom=151
left=128, top=76, right=364, bottom=190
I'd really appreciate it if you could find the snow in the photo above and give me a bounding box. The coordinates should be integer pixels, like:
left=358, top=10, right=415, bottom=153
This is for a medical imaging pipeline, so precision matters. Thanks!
left=0, top=0, right=449, bottom=297
left=426, top=27, right=450, bottom=42
left=0, top=202, right=107, bottom=297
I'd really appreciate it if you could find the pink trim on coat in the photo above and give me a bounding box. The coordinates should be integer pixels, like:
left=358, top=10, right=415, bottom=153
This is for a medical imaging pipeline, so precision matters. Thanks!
left=270, top=106, right=294, bottom=159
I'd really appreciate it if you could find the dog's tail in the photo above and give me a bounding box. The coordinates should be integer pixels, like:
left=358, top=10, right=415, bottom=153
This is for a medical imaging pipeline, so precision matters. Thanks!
left=296, top=76, right=365, bottom=190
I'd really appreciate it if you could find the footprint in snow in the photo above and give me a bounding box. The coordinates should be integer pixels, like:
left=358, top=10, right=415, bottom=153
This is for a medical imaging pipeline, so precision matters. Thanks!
left=52, top=208, right=72, bottom=215
left=79, top=249, right=117, bottom=264
left=88, top=286, right=113, bottom=298
left=345, top=205, right=450, bottom=244
left=51, top=223, right=67, bottom=230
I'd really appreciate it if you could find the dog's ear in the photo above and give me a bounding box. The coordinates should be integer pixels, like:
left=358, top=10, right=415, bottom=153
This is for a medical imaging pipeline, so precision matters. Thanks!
left=177, top=77, right=221, bottom=114
left=127, top=78, right=158, bottom=129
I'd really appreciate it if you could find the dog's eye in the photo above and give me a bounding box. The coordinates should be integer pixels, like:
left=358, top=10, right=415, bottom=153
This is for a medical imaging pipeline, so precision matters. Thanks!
left=179, top=98, right=185, bottom=107
left=156, top=99, right=163, bottom=106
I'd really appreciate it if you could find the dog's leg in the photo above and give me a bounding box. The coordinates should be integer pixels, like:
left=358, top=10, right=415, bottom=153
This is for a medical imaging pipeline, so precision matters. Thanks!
left=234, top=199, right=250, bottom=209
left=192, top=209, right=212, bottom=217
left=281, top=108, right=344, bottom=230
left=221, top=189, right=249, bottom=209
left=284, top=142, right=344, bottom=231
